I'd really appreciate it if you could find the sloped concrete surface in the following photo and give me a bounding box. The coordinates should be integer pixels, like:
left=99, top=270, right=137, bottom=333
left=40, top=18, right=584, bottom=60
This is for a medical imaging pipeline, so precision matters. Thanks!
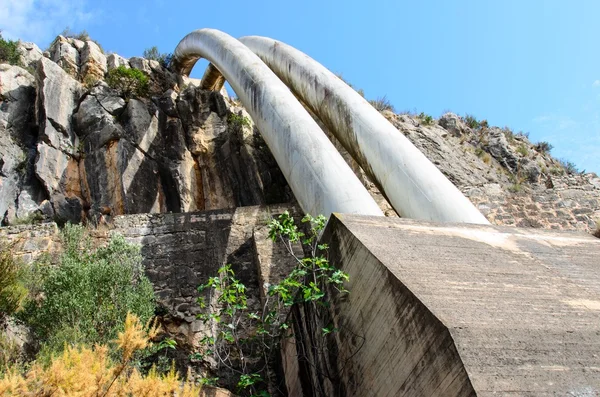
left=305, top=214, right=600, bottom=396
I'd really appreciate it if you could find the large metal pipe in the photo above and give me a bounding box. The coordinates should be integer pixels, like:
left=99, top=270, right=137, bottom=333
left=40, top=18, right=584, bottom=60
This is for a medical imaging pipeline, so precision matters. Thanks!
left=234, top=36, right=489, bottom=224
left=171, top=29, right=383, bottom=218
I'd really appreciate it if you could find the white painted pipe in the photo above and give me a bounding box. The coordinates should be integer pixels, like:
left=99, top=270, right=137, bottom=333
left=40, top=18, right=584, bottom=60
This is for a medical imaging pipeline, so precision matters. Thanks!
left=171, top=29, right=383, bottom=218
left=236, top=36, right=489, bottom=224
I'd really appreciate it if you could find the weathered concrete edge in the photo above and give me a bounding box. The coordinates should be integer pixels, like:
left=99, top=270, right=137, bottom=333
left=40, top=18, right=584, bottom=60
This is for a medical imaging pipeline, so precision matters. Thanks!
left=320, top=213, right=478, bottom=395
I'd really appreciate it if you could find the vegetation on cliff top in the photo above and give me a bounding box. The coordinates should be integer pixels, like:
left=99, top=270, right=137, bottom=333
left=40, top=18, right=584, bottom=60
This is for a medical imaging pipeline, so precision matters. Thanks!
left=0, top=33, right=21, bottom=67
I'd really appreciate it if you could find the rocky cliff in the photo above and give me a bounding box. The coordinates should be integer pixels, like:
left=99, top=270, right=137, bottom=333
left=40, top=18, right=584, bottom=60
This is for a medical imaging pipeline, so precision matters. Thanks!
left=0, top=36, right=292, bottom=227
left=2, top=35, right=599, bottom=233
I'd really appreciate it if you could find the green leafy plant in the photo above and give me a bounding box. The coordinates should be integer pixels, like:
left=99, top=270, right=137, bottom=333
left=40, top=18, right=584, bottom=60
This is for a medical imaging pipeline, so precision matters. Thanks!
left=20, top=224, right=155, bottom=358
left=106, top=66, right=150, bottom=99
left=535, top=141, right=553, bottom=153
left=516, top=145, right=529, bottom=156
left=0, top=32, right=21, bottom=66
left=0, top=244, right=27, bottom=318
left=464, top=114, right=480, bottom=129
left=369, top=96, right=396, bottom=112
left=195, top=211, right=349, bottom=396
left=559, top=158, right=579, bottom=175
left=11, top=212, right=44, bottom=226
left=474, top=147, right=492, bottom=164
left=417, top=112, right=435, bottom=126
left=143, top=46, right=172, bottom=68
left=508, top=183, right=522, bottom=193
left=228, top=113, right=252, bottom=129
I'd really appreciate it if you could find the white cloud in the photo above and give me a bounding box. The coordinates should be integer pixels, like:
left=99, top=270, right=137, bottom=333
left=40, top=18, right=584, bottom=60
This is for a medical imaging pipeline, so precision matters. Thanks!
left=0, top=0, right=95, bottom=46
left=593, top=80, right=600, bottom=87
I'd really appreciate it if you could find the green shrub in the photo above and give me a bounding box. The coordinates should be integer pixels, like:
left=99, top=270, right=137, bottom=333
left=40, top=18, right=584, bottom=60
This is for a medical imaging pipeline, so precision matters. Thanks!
left=143, top=46, right=172, bottom=68
left=21, top=224, right=155, bottom=357
left=0, top=245, right=27, bottom=318
left=228, top=113, right=251, bottom=129
left=106, top=66, right=150, bottom=99
left=0, top=33, right=21, bottom=66
left=196, top=212, right=349, bottom=395
left=369, top=96, right=396, bottom=112
left=508, top=183, right=522, bottom=193
left=11, top=212, right=44, bottom=226
left=535, top=141, right=553, bottom=153
left=516, top=145, right=529, bottom=156
left=464, top=114, right=480, bottom=129
left=559, top=158, right=579, bottom=175
left=417, top=112, right=435, bottom=126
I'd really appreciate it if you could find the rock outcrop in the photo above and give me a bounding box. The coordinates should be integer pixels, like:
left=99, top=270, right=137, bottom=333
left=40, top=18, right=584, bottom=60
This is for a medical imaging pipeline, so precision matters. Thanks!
left=1, top=37, right=292, bottom=225
left=1, top=35, right=599, bottom=233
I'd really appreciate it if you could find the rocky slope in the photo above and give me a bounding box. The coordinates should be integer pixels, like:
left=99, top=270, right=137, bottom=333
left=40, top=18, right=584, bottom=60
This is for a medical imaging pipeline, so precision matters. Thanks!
left=1, top=35, right=599, bottom=234
left=1, top=36, right=291, bottom=227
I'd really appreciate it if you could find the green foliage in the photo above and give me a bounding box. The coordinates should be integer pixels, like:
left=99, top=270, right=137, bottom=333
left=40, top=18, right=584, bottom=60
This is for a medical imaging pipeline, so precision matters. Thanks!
left=369, top=96, right=396, bottom=112
left=464, top=114, right=480, bottom=129
left=474, top=148, right=492, bottom=164
left=0, top=245, right=27, bottom=317
left=0, top=32, right=21, bottom=66
left=228, top=113, right=252, bottom=129
left=559, top=158, right=579, bottom=175
left=143, top=46, right=172, bottom=68
left=20, top=224, right=155, bottom=357
left=516, top=145, right=529, bottom=156
left=11, top=212, right=44, bottom=226
left=535, top=141, right=553, bottom=153
left=417, top=112, right=435, bottom=126
left=508, top=183, right=522, bottom=193
left=196, top=211, right=348, bottom=396
left=106, top=66, right=150, bottom=99
left=0, top=332, right=22, bottom=374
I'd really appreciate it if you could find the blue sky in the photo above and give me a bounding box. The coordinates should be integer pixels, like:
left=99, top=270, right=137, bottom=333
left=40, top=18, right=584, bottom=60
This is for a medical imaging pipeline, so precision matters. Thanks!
left=2, top=0, right=599, bottom=173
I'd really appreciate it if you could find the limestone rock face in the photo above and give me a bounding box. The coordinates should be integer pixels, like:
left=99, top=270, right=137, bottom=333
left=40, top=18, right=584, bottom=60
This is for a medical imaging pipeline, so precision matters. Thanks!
left=16, top=42, right=43, bottom=69
left=35, top=57, right=83, bottom=154
left=106, top=53, right=130, bottom=71
left=0, top=35, right=292, bottom=225
left=0, top=64, right=38, bottom=223
left=486, top=127, right=519, bottom=172
left=48, top=36, right=80, bottom=78
left=80, top=41, right=107, bottom=83
left=439, top=112, right=467, bottom=137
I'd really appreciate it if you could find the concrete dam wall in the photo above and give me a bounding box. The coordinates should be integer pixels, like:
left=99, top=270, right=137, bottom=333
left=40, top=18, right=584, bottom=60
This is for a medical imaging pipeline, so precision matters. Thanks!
left=283, top=214, right=600, bottom=396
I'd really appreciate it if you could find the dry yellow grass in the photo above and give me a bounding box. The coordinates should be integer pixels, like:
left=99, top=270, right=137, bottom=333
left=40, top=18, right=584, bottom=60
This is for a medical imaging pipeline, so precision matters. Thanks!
left=0, top=313, right=201, bottom=396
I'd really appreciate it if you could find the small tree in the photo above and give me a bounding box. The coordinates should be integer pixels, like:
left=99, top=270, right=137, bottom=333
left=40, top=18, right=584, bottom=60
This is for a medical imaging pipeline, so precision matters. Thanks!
left=0, top=32, right=21, bottom=66
left=143, top=46, right=172, bottom=68
left=106, top=66, right=150, bottom=99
